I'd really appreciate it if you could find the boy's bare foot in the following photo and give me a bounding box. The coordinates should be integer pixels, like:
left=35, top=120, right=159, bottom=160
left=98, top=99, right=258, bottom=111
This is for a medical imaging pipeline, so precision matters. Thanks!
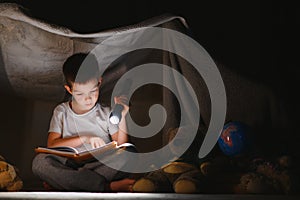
left=43, top=182, right=54, bottom=191
left=109, top=178, right=136, bottom=192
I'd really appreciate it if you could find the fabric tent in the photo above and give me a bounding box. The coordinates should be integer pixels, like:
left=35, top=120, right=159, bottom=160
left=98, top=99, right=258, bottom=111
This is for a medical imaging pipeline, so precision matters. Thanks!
left=0, top=3, right=289, bottom=165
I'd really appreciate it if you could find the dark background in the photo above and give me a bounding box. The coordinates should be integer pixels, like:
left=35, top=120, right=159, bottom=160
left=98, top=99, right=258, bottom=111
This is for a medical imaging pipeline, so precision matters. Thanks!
left=0, top=0, right=299, bottom=188
left=2, top=0, right=299, bottom=119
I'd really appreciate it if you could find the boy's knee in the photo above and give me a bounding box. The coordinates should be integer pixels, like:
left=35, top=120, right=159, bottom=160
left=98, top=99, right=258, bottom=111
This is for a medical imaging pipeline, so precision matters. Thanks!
left=32, top=154, right=48, bottom=176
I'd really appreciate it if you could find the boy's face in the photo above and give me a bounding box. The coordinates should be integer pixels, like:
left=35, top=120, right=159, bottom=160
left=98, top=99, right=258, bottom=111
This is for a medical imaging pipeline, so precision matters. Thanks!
left=65, top=78, right=101, bottom=111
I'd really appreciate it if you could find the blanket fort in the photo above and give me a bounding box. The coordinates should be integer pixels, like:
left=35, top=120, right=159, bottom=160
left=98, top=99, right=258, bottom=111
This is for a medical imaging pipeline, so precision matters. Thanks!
left=0, top=3, right=288, bottom=163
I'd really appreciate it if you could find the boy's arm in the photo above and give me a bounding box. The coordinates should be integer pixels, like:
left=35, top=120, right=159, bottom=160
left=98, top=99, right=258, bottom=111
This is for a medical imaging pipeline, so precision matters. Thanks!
left=48, top=105, right=86, bottom=148
left=111, top=95, right=130, bottom=145
left=111, top=114, right=128, bottom=145
left=47, top=132, right=84, bottom=148
left=47, top=132, right=105, bottom=148
left=48, top=104, right=105, bottom=148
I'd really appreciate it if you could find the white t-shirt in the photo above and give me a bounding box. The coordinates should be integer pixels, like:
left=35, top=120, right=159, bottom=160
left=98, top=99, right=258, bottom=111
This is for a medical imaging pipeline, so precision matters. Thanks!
left=48, top=102, right=118, bottom=144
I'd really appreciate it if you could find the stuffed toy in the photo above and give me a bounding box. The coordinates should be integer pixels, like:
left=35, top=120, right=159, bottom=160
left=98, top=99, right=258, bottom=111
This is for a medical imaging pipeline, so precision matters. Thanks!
left=133, top=121, right=299, bottom=194
left=192, top=121, right=256, bottom=193
left=198, top=154, right=244, bottom=193
left=197, top=153, right=294, bottom=194
left=0, top=155, right=23, bottom=191
left=133, top=161, right=204, bottom=193
left=199, top=121, right=298, bottom=194
left=133, top=126, right=205, bottom=194
left=235, top=155, right=298, bottom=194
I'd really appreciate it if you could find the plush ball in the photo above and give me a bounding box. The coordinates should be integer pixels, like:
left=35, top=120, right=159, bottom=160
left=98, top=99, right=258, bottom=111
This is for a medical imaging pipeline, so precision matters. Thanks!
left=218, top=121, right=252, bottom=156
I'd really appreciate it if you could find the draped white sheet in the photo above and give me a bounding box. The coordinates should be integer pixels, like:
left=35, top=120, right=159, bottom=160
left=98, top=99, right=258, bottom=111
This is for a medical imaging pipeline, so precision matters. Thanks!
left=0, top=3, right=187, bottom=101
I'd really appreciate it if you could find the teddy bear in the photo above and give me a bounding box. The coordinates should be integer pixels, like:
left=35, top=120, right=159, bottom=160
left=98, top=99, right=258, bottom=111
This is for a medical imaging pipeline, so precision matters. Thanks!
left=132, top=126, right=206, bottom=194
left=132, top=121, right=299, bottom=194
left=198, top=121, right=299, bottom=194
left=198, top=155, right=296, bottom=194
left=0, top=155, right=23, bottom=191
left=132, top=161, right=204, bottom=193
left=235, top=155, right=298, bottom=194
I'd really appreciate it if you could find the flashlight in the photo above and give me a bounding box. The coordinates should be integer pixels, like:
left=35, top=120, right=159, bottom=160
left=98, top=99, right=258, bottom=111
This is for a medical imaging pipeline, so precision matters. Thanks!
left=109, top=104, right=124, bottom=124
left=109, top=79, right=132, bottom=124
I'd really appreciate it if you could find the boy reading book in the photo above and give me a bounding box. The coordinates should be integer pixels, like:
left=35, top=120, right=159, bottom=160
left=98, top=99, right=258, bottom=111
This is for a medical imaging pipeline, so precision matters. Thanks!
left=32, top=53, right=136, bottom=192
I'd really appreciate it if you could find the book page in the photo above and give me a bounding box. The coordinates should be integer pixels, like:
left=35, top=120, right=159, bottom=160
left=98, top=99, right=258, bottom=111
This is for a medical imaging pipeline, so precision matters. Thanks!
left=74, top=143, right=93, bottom=153
left=116, top=142, right=135, bottom=148
left=44, top=146, right=78, bottom=153
left=35, top=141, right=135, bottom=161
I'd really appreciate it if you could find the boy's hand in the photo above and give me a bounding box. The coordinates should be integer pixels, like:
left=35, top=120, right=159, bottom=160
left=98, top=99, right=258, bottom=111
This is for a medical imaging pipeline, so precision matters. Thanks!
left=84, top=136, right=106, bottom=148
left=114, top=96, right=129, bottom=116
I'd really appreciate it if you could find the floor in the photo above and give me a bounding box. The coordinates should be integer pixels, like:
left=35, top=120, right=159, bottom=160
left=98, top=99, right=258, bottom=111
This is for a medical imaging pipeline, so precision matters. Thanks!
left=0, top=192, right=299, bottom=200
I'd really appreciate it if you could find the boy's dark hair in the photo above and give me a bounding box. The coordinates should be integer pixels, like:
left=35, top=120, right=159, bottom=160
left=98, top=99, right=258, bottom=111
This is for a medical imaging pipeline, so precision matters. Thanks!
left=63, top=53, right=100, bottom=87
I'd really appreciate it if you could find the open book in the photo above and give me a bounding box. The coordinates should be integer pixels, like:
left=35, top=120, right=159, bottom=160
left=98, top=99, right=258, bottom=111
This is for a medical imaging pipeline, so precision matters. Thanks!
left=35, top=141, right=135, bottom=162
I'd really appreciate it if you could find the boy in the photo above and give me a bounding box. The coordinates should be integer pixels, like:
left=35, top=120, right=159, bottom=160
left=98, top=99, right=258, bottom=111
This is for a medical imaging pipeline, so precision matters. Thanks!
left=32, top=53, right=135, bottom=192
